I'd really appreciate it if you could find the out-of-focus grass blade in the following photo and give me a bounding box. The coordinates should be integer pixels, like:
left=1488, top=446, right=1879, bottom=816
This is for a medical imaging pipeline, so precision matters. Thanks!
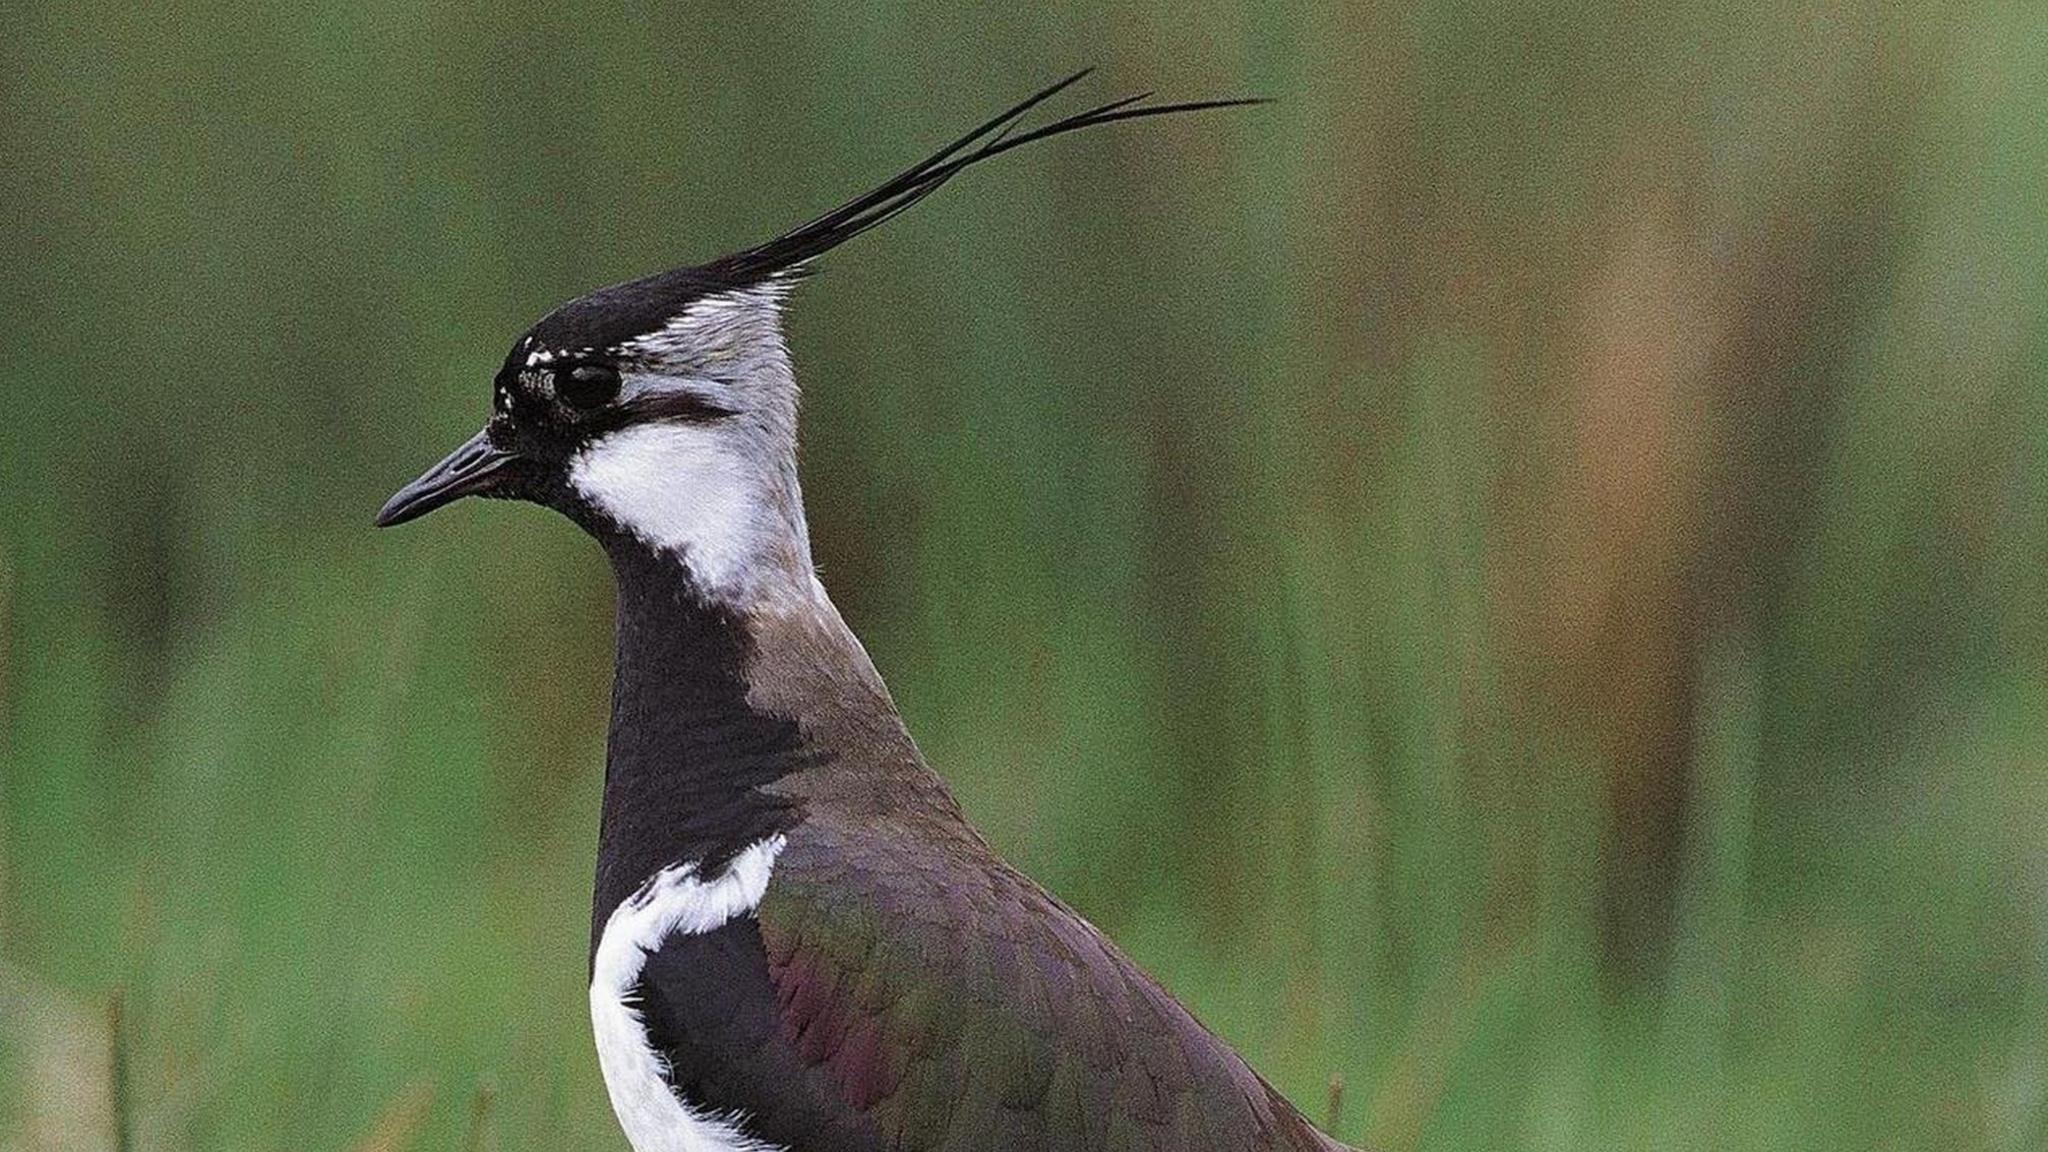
left=109, top=992, right=131, bottom=1152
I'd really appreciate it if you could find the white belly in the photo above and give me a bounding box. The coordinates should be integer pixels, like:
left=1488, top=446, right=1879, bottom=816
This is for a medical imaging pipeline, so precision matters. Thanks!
left=588, top=837, right=788, bottom=1152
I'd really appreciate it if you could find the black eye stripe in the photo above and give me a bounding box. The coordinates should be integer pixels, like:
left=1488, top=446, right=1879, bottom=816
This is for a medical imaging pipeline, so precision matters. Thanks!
left=619, top=390, right=740, bottom=424
left=568, top=386, right=738, bottom=439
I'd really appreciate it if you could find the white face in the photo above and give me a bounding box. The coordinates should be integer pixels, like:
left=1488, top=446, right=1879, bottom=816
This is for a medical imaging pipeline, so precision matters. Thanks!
left=570, top=421, right=782, bottom=596
left=564, top=287, right=813, bottom=603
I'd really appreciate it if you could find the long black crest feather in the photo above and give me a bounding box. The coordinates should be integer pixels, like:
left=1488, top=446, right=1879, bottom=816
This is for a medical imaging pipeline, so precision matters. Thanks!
left=703, top=70, right=1265, bottom=286
left=522, top=73, right=1262, bottom=357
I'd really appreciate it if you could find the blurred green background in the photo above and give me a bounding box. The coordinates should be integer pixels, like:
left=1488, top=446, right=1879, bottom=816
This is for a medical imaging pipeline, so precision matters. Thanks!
left=3, top=3, right=2045, bottom=1149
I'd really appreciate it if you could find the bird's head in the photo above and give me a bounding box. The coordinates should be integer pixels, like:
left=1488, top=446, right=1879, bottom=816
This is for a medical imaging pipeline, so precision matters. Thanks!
left=376, top=269, right=811, bottom=600
left=377, top=72, right=1258, bottom=603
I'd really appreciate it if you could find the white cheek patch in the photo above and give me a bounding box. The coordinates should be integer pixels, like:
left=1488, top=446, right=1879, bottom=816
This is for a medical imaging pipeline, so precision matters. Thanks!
left=570, top=423, right=766, bottom=595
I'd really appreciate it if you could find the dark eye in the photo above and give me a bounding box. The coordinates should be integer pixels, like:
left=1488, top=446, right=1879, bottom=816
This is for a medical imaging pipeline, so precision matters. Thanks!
left=557, top=363, right=620, bottom=409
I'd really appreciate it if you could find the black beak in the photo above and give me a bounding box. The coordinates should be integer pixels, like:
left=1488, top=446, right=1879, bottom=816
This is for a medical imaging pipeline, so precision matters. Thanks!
left=375, top=428, right=519, bottom=527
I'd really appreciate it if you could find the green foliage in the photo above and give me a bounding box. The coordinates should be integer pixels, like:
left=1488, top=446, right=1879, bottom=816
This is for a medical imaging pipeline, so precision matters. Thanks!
left=2, top=3, right=2045, bottom=1149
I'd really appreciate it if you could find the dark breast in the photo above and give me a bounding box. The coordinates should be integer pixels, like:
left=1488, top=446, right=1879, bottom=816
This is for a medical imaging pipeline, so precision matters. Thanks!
left=629, top=814, right=1351, bottom=1152
left=634, top=913, right=889, bottom=1150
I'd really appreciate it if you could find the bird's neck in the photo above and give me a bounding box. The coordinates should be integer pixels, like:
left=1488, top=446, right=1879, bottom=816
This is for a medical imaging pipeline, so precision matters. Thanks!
left=587, top=533, right=953, bottom=957
left=589, top=538, right=809, bottom=951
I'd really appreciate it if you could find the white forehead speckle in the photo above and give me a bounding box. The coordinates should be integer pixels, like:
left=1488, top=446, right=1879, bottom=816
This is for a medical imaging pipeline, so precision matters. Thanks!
left=524, top=343, right=606, bottom=369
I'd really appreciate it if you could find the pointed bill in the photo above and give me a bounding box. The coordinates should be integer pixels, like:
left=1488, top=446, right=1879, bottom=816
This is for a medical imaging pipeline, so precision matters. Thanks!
left=375, top=427, right=518, bottom=527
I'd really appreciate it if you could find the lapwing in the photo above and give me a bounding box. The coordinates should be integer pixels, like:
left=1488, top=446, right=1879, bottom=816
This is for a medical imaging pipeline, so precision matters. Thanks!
left=378, top=72, right=1353, bottom=1152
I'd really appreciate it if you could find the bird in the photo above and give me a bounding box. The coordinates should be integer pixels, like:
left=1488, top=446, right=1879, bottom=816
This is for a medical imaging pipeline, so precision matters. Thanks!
left=377, top=71, right=1353, bottom=1152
